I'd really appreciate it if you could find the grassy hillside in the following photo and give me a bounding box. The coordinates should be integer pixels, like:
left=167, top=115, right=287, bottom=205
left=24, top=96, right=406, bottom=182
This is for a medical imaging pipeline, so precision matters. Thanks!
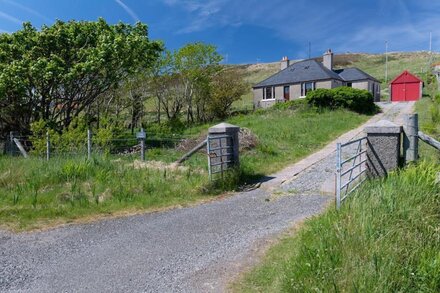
left=233, top=51, right=440, bottom=108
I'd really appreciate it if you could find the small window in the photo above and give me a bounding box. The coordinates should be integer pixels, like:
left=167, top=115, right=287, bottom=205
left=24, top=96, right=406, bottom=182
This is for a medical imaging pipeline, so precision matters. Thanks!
left=302, top=82, right=315, bottom=96
left=347, top=82, right=352, bottom=87
left=264, top=87, right=273, bottom=100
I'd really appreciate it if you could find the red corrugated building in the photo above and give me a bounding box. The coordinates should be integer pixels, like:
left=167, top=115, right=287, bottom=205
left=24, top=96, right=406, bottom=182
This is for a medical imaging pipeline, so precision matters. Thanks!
left=390, top=70, right=423, bottom=102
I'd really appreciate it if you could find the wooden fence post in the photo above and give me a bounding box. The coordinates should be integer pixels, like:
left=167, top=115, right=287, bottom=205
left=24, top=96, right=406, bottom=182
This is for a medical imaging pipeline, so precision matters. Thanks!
left=87, top=129, right=92, bottom=160
left=136, top=128, right=146, bottom=161
left=9, top=131, right=13, bottom=156
left=46, top=130, right=50, bottom=161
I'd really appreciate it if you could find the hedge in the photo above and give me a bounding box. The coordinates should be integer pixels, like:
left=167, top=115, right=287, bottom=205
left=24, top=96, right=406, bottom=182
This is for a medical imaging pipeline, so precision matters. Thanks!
left=306, top=87, right=377, bottom=114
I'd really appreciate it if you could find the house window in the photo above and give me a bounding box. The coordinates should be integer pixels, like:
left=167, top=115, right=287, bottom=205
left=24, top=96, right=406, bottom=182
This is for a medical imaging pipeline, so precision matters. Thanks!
left=301, top=82, right=315, bottom=96
left=347, top=82, right=352, bottom=87
left=264, top=87, right=273, bottom=100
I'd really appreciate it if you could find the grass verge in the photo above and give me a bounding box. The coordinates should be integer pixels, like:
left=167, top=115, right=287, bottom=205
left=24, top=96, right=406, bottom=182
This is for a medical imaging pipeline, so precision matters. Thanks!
left=186, top=107, right=369, bottom=177
left=416, top=97, right=440, bottom=163
left=0, top=107, right=369, bottom=231
left=232, top=161, right=440, bottom=292
left=0, top=156, right=210, bottom=231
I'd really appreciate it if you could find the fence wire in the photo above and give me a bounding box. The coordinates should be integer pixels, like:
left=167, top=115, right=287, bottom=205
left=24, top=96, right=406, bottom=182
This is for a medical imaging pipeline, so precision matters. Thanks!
left=2, top=131, right=197, bottom=162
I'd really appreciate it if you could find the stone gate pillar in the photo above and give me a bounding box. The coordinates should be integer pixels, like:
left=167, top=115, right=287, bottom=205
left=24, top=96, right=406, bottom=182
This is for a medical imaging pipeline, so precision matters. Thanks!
left=364, top=120, right=402, bottom=177
left=207, top=123, right=240, bottom=178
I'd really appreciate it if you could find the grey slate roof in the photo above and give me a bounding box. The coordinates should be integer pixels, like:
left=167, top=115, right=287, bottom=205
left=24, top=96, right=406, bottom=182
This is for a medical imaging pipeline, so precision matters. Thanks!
left=253, top=59, right=343, bottom=88
left=253, top=60, right=379, bottom=88
left=334, top=67, right=380, bottom=82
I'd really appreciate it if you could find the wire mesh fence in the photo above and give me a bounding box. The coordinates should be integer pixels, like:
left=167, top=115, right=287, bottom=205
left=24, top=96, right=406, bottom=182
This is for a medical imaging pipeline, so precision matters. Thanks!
left=1, top=130, right=199, bottom=162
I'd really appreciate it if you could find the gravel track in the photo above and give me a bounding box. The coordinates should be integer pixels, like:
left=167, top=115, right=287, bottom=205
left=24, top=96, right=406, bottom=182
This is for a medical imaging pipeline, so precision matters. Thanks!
left=280, top=102, right=413, bottom=195
left=0, top=102, right=413, bottom=293
left=0, top=191, right=329, bottom=293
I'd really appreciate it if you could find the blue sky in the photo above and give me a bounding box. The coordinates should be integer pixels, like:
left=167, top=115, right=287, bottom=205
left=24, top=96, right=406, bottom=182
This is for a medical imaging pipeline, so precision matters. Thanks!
left=0, top=0, right=439, bottom=64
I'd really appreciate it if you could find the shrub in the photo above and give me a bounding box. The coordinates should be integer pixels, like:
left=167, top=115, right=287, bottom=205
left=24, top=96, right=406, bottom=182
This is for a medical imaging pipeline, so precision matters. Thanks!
left=29, top=117, right=122, bottom=155
left=146, top=118, right=186, bottom=136
left=434, top=93, right=440, bottom=105
left=306, top=87, right=377, bottom=114
left=430, top=104, right=440, bottom=125
left=332, top=87, right=376, bottom=114
left=272, top=99, right=309, bottom=111
left=304, top=88, right=335, bottom=109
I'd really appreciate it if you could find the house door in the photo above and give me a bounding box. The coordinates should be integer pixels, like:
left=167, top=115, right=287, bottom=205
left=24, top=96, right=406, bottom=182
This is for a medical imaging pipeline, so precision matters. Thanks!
left=283, top=86, right=290, bottom=101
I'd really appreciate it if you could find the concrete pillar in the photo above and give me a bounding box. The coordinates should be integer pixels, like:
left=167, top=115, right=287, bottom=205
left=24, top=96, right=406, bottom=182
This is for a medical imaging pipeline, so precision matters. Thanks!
left=364, top=120, right=402, bottom=177
left=207, top=123, right=240, bottom=178
left=403, top=113, right=418, bottom=164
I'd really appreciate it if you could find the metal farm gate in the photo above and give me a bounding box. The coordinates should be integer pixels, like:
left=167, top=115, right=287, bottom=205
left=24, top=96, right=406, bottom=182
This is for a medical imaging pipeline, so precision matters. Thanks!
left=335, top=137, right=368, bottom=209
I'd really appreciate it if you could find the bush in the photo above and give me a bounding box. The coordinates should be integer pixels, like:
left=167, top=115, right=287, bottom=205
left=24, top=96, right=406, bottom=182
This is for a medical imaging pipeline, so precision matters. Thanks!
left=333, top=87, right=377, bottom=114
left=146, top=118, right=186, bottom=136
left=304, top=88, right=335, bottom=109
left=272, top=99, right=309, bottom=111
left=30, top=117, right=122, bottom=155
left=434, top=93, right=440, bottom=105
left=306, top=87, right=378, bottom=114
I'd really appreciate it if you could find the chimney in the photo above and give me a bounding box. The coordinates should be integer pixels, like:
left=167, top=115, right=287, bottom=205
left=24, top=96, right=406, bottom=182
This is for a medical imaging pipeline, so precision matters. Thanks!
left=323, top=49, right=333, bottom=70
left=280, top=56, right=290, bottom=70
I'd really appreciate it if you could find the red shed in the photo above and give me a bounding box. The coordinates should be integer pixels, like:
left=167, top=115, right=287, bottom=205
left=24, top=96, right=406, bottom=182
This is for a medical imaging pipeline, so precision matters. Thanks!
left=390, top=70, right=423, bottom=102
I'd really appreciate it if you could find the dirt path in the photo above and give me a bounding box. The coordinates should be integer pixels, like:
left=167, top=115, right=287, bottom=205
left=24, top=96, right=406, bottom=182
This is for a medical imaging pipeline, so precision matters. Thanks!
left=0, top=102, right=414, bottom=293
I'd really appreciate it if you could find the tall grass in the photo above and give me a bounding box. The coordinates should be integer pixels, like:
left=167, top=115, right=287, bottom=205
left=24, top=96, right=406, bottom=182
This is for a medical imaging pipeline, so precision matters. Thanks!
left=0, top=107, right=369, bottom=230
left=233, top=162, right=440, bottom=292
left=185, top=107, right=369, bottom=177
left=416, top=97, right=440, bottom=163
left=0, top=155, right=209, bottom=231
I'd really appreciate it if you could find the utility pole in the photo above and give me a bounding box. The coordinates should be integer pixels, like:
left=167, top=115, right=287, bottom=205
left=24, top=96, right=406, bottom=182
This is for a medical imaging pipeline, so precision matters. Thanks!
left=385, top=40, right=388, bottom=84
left=428, top=32, right=432, bottom=73
left=430, top=31, right=432, bottom=53
left=308, top=41, right=311, bottom=59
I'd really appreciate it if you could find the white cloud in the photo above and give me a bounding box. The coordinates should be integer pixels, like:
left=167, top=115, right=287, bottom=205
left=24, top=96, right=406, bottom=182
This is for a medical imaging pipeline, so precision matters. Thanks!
left=115, top=0, right=140, bottom=22
left=161, top=0, right=440, bottom=56
left=0, top=10, right=23, bottom=25
left=1, top=0, right=52, bottom=23
left=163, top=0, right=230, bottom=33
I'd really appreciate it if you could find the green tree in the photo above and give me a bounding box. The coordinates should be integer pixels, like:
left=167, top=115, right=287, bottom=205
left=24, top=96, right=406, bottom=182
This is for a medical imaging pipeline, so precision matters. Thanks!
left=148, top=43, right=223, bottom=124
left=173, top=42, right=223, bottom=123
left=207, top=69, right=248, bottom=119
left=149, top=51, right=186, bottom=122
left=0, top=19, right=162, bottom=136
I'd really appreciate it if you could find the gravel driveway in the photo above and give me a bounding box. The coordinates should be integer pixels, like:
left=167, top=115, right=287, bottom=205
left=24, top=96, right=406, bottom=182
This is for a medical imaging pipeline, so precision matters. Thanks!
left=0, top=102, right=413, bottom=293
left=0, top=192, right=329, bottom=292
